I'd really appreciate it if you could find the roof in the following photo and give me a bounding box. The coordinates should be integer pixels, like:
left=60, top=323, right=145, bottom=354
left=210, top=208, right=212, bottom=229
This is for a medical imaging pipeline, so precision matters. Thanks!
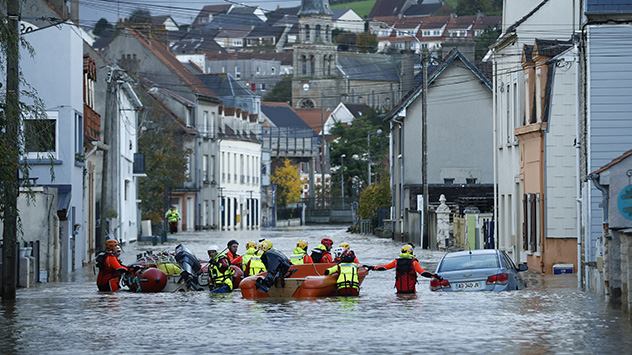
left=261, top=102, right=314, bottom=130
left=586, top=0, right=632, bottom=14
left=294, top=108, right=333, bottom=134
left=404, top=2, right=446, bottom=17
left=205, top=51, right=293, bottom=65
left=144, top=88, right=199, bottom=135
left=368, top=0, right=408, bottom=19
left=127, top=29, right=219, bottom=100
left=215, top=27, right=252, bottom=39
left=170, top=28, right=224, bottom=54
left=344, top=103, right=371, bottom=118
left=591, top=148, right=632, bottom=175
left=298, top=0, right=333, bottom=16
left=193, top=4, right=232, bottom=27
left=245, top=25, right=285, bottom=38
left=386, top=49, right=491, bottom=122
left=533, top=39, right=573, bottom=58
left=205, top=13, right=264, bottom=30
left=197, top=73, right=255, bottom=108
left=151, top=15, right=177, bottom=27
left=337, top=52, right=400, bottom=81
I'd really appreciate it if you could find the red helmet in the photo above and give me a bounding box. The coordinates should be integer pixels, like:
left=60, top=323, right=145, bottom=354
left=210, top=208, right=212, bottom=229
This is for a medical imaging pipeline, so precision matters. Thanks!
left=321, top=238, right=334, bottom=248
left=341, top=249, right=355, bottom=262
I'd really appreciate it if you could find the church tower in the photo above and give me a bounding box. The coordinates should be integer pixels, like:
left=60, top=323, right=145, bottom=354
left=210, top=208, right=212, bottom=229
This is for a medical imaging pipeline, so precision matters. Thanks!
left=291, top=0, right=341, bottom=109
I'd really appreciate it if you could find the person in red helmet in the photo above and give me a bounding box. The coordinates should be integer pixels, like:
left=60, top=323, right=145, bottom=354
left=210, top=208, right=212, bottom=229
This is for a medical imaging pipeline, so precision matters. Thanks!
left=371, top=244, right=431, bottom=294
left=96, top=239, right=129, bottom=292
left=311, top=238, right=334, bottom=263
left=324, top=249, right=360, bottom=296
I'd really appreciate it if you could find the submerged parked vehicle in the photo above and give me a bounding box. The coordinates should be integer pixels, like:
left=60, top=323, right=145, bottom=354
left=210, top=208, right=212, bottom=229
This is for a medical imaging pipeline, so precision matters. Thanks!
left=429, top=249, right=528, bottom=292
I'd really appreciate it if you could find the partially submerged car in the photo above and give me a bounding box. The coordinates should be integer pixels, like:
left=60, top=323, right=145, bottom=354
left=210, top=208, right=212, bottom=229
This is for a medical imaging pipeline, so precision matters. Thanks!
left=429, top=249, right=528, bottom=292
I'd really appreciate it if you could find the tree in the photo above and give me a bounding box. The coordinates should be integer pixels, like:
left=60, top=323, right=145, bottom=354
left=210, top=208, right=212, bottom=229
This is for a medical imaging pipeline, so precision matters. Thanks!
left=270, top=159, right=304, bottom=208
left=262, top=75, right=292, bottom=103
left=475, top=26, right=502, bottom=61
left=356, top=33, right=378, bottom=53
left=137, top=97, right=191, bottom=223
left=335, top=31, right=357, bottom=51
left=328, top=107, right=388, bottom=196
left=455, top=0, right=502, bottom=15
left=1, top=1, right=48, bottom=300
left=129, top=8, right=151, bottom=23
left=93, top=18, right=114, bottom=38
left=356, top=179, right=391, bottom=228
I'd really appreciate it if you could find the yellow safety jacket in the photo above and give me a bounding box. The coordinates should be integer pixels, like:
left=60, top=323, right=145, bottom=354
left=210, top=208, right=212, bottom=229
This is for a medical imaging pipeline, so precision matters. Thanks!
left=326, top=263, right=360, bottom=290
left=165, top=209, right=180, bottom=223
left=209, top=255, right=234, bottom=290
left=241, top=247, right=256, bottom=275
left=290, top=247, right=307, bottom=265
left=248, top=251, right=266, bottom=276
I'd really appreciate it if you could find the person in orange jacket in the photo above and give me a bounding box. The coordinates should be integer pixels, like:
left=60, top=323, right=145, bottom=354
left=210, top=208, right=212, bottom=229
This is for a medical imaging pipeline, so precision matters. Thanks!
left=96, top=239, right=129, bottom=292
left=371, top=244, right=431, bottom=294
left=226, top=240, right=241, bottom=267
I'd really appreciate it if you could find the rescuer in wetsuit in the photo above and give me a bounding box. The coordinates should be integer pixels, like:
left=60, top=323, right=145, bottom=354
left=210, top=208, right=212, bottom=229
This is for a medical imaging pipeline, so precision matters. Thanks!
left=96, top=239, right=129, bottom=292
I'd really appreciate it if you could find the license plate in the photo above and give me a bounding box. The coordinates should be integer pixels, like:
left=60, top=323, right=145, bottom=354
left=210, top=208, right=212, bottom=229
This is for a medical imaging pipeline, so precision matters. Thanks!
left=456, top=281, right=480, bottom=289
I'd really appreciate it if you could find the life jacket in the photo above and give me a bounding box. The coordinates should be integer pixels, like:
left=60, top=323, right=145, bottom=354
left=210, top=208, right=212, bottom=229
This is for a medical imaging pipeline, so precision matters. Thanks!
left=165, top=209, right=180, bottom=222
left=241, top=248, right=256, bottom=276
left=290, top=247, right=307, bottom=265
left=209, top=255, right=234, bottom=290
left=248, top=251, right=266, bottom=275
left=395, top=254, right=418, bottom=293
left=96, top=251, right=107, bottom=269
left=311, top=244, right=329, bottom=263
left=326, top=263, right=360, bottom=290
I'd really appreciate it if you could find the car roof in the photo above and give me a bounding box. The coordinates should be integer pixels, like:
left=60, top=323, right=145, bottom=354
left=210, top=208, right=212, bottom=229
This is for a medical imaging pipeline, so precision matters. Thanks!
left=442, top=249, right=500, bottom=259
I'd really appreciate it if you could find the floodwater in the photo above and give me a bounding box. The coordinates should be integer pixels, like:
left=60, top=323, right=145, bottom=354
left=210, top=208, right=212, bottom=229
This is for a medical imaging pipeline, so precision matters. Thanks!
left=2, top=226, right=631, bottom=354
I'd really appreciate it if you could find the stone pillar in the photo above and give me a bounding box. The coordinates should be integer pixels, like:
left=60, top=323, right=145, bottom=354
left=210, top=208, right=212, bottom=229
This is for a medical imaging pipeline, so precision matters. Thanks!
left=436, top=194, right=451, bottom=249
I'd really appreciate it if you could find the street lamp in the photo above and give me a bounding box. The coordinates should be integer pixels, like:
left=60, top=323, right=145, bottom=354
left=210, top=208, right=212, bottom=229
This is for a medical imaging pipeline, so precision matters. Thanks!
left=340, top=154, right=346, bottom=207
left=367, top=129, right=382, bottom=186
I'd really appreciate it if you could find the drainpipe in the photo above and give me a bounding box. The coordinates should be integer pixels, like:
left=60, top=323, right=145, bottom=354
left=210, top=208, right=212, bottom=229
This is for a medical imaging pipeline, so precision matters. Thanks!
left=392, top=117, right=404, bottom=239
left=573, top=37, right=583, bottom=289
left=491, top=49, right=500, bottom=257
left=588, top=173, right=609, bottom=294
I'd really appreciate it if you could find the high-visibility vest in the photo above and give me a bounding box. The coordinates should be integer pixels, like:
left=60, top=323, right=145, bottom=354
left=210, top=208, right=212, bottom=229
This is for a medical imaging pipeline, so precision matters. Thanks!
left=326, top=263, right=360, bottom=290
left=248, top=252, right=266, bottom=275
left=290, top=247, right=307, bottom=265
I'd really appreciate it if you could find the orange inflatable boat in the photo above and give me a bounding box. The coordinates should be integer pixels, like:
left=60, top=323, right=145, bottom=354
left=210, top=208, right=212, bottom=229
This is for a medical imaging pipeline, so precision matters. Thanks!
left=240, top=263, right=369, bottom=298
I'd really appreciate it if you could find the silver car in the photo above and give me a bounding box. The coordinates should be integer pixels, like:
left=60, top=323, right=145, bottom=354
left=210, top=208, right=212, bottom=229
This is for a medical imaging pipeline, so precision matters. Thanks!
left=430, top=249, right=528, bottom=292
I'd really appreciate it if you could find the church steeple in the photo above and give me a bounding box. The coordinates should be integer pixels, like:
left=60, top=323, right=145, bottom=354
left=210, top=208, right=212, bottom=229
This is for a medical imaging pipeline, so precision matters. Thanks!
left=298, top=0, right=333, bottom=16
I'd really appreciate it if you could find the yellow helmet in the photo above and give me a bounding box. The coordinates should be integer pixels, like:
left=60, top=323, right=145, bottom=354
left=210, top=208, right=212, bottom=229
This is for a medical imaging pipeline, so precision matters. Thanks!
left=297, top=240, right=308, bottom=250
left=401, top=244, right=414, bottom=255
left=258, top=241, right=269, bottom=252
left=339, top=242, right=350, bottom=250
left=246, top=241, right=257, bottom=249
left=264, top=239, right=273, bottom=250
left=105, top=239, right=118, bottom=251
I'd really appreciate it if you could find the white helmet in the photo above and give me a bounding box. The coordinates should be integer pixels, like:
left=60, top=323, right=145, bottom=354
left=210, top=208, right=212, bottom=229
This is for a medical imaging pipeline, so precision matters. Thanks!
left=332, top=247, right=345, bottom=259
left=207, top=245, right=220, bottom=252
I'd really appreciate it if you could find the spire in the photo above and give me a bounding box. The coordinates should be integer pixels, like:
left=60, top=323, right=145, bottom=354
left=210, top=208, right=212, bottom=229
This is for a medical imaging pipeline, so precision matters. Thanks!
left=298, top=0, right=333, bottom=16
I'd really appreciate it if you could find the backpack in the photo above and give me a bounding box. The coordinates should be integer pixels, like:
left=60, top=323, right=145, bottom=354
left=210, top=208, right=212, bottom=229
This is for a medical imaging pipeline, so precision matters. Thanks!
left=96, top=251, right=107, bottom=269
left=311, top=249, right=324, bottom=263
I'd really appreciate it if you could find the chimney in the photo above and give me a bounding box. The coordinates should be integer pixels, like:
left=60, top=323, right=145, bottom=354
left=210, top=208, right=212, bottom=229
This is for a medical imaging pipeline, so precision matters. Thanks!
left=399, top=49, right=415, bottom=94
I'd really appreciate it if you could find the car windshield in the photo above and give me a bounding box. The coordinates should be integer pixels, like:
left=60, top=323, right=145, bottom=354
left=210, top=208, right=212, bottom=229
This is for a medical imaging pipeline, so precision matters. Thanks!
left=439, top=254, right=500, bottom=272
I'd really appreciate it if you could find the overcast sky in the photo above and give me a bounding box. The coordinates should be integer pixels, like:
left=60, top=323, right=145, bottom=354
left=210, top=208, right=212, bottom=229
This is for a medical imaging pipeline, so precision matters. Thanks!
left=79, top=0, right=303, bottom=27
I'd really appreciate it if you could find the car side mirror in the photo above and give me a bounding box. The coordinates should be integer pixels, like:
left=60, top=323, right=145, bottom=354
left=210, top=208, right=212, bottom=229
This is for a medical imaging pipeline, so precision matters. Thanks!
left=517, top=264, right=528, bottom=272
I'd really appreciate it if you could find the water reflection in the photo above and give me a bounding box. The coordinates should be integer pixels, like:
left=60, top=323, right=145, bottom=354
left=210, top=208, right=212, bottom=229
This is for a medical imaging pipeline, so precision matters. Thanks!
left=1, top=227, right=631, bottom=353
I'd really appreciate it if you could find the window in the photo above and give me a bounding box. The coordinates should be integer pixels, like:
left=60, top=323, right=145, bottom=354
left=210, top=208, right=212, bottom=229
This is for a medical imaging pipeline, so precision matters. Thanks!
left=315, top=25, right=321, bottom=41
left=506, top=79, right=511, bottom=143
left=186, top=154, right=192, bottom=181
left=75, top=112, right=83, bottom=159
left=256, top=66, right=260, bottom=75
left=444, top=178, right=454, bottom=184
left=302, top=55, right=307, bottom=75
left=235, top=66, right=241, bottom=78
left=305, top=25, right=310, bottom=41
left=203, top=154, right=209, bottom=182
left=24, top=111, right=58, bottom=159
left=261, top=83, right=266, bottom=91
left=203, top=111, right=209, bottom=134
left=535, top=68, right=542, bottom=122
left=523, top=193, right=540, bottom=253
left=310, top=55, right=315, bottom=76
left=232, top=39, right=242, bottom=46
left=271, top=67, right=276, bottom=75
left=466, top=178, right=477, bottom=184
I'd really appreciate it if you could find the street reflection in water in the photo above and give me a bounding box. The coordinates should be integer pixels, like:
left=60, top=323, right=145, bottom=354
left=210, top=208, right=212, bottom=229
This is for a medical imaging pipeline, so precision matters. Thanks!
left=2, top=226, right=631, bottom=354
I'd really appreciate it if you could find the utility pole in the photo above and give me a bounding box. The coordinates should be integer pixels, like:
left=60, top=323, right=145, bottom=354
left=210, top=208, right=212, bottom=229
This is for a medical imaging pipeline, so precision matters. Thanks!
left=2, top=0, right=21, bottom=300
left=422, top=49, right=429, bottom=249
left=320, top=89, right=325, bottom=208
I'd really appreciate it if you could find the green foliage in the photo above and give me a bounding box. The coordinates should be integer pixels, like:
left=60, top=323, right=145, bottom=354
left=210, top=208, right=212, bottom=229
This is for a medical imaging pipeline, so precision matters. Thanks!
left=356, top=33, right=378, bottom=53
left=475, top=26, right=502, bottom=61
left=331, top=0, right=377, bottom=19
left=137, top=97, right=191, bottom=223
left=130, top=8, right=152, bottom=23
left=262, top=75, right=292, bottom=103
left=270, top=159, right=304, bottom=208
left=93, top=18, right=114, bottom=38
left=329, top=107, right=388, bottom=197
left=455, top=0, right=502, bottom=16
left=357, top=179, right=391, bottom=222
left=335, top=31, right=357, bottom=51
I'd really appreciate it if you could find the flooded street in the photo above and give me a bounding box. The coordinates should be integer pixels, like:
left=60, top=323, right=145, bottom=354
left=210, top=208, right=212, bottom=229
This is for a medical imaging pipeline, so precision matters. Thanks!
left=2, top=226, right=631, bottom=354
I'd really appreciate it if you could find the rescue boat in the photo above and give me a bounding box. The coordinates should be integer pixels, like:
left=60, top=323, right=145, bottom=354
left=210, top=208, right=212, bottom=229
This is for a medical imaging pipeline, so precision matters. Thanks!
left=240, top=263, right=369, bottom=298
